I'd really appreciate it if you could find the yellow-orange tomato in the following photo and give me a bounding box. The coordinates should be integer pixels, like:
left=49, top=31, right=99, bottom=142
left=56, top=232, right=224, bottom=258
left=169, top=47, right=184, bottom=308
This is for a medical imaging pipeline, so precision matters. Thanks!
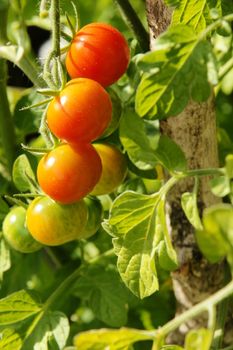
left=66, top=23, right=130, bottom=87
left=37, top=143, right=102, bottom=204
left=47, top=78, right=112, bottom=144
left=91, top=144, right=127, bottom=196
left=26, top=197, right=88, bottom=246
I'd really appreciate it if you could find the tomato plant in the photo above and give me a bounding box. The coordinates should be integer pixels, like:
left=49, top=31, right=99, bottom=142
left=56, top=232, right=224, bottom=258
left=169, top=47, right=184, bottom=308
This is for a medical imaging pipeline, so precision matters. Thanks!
left=91, top=143, right=127, bottom=196
left=26, top=196, right=88, bottom=246
left=65, top=23, right=130, bottom=87
left=3, top=206, right=42, bottom=253
left=0, top=1, right=233, bottom=350
left=37, top=143, right=102, bottom=204
left=47, top=78, right=112, bottom=143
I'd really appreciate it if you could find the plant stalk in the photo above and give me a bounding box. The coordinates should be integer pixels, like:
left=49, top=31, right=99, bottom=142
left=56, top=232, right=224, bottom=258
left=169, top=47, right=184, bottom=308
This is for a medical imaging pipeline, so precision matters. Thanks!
left=115, top=0, right=150, bottom=52
left=156, top=279, right=233, bottom=338
left=0, top=59, right=16, bottom=175
left=22, top=249, right=115, bottom=344
left=51, top=0, right=61, bottom=58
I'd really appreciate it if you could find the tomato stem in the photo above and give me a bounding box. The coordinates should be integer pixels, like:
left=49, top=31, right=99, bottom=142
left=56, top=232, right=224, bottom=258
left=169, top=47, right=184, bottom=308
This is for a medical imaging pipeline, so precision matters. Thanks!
left=22, top=248, right=115, bottom=344
left=44, top=247, right=62, bottom=269
left=42, top=0, right=62, bottom=89
left=115, top=0, right=150, bottom=52
left=152, top=279, right=233, bottom=340
left=51, top=0, right=61, bottom=58
left=0, top=59, right=16, bottom=176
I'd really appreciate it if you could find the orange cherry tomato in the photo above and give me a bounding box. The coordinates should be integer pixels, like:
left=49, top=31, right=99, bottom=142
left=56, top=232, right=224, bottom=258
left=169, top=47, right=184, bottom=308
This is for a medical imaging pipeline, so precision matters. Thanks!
left=91, top=143, right=127, bottom=196
left=66, top=23, right=130, bottom=87
left=37, top=143, right=102, bottom=204
left=47, top=78, right=112, bottom=144
left=26, top=197, right=88, bottom=246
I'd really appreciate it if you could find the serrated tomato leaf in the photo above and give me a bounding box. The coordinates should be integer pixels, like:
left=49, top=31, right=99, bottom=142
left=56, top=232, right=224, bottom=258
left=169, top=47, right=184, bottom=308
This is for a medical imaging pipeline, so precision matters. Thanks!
left=105, top=191, right=160, bottom=298
left=12, top=154, right=36, bottom=192
left=171, top=0, right=222, bottom=33
left=195, top=204, right=233, bottom=263
left=119, top=109, right=159, bottom=170
left=74, top=328, right=153, bottom=350
left=120, top=109, right=186, bottom=173
left=155, top=135, right=187, bottom=172
left=136, top=25, right=217, bottom=119
left=0, top=290, right=41, bottom=326
left=105, top=190, right=178, bottom=298
left=73, top=265, right=128, bottom=327
left=0, top=328, right=22, bottom=350
left=21, top=311, right=69, bottom=350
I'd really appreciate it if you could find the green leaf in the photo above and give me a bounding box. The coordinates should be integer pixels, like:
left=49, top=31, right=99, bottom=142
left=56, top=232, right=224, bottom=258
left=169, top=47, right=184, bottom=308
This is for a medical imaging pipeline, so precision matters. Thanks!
left=161, top=346, right=184, bottom=350
left=136, top=25, right=217, bottom=119
left=0, top=290, right=41, bottom=326
left=22, top=311, right=69, bottom=350
left=13, top=89, right=45, bottom=138
left=155, top=135, right=187, bottom=172
left=184, top=328, right=212, bottom=350
left=209, top=176, right=231, bottom=197
left=171, top=0, right=222, bottom=33
left=157, top=240, right=177, bottom=271
left=195, top=204, right=233, bottom=263
left=164, top=0, right=180, bottom=7
left=226, top=154, right=233, bottom=179
left=119, top=110, right=186, bottom=172
left=73, top=265, right=128, bottom=327
left=119, top=109, right=159, bottom=170
left=181, top=192, right=203, bottom=230
left=105, top=191, right=160, bottom=298
left=73, top=328, right=153, bottom=350
left=0, top=328, right=22, bottom=350
left=0, top=236, right=11, bottom=282
left=12, top=154, right=36, bottom=192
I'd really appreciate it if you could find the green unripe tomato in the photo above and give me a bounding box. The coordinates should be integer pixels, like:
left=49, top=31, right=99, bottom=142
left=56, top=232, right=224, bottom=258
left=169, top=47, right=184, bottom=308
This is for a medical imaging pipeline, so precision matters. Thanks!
left=26, top=196, right=88, bottom=246
left=82, top=197, right=103, bottom=239
left=2, top=207, right=42, bottom=253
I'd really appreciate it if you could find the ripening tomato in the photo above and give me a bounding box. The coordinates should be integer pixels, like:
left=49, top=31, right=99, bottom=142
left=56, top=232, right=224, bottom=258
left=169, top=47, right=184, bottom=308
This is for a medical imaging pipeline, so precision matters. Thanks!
left=91, top=143, right=127, bottom=196
left=47, top=78, right=112, bottom=144
left=3, top=207, right=42, bottom=253
left=82, top=197, right=103, bottom=239
left=37, top=143, right=102, bottom=204
left=26, top=197, right=88, bottom=246
left=66, top=23, right=130, bottom=87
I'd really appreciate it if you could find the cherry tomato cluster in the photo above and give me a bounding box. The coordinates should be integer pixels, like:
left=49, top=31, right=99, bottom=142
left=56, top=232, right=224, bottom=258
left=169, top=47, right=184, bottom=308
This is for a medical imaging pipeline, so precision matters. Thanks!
left=38, top=22, right=130, bottom=205
left=3, top=23, right=129, bottom=250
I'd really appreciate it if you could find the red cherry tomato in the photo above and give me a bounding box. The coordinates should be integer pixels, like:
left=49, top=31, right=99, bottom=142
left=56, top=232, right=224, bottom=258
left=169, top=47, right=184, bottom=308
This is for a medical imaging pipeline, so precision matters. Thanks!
left=47, top=78, right=112, bottom=144
left=37, top=143, right=102, bottom=204
left=66, top=23, right=130, bottom=87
